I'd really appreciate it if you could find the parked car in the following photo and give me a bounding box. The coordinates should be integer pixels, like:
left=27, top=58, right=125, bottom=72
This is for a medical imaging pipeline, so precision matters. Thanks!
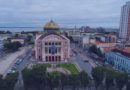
left=15, top=59, right=23, bottom=65
left=7, top=66, right=17, bottom=74
left=84, top=60, right=89, bottom=62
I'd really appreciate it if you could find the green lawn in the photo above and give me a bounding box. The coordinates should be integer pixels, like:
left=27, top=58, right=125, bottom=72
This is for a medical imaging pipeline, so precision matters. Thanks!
left=58, top=64, right=79, bottom=74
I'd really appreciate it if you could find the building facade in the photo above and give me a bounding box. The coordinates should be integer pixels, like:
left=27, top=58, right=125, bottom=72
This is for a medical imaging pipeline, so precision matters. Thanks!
left=105, top=49, right=130, bottom=74
left=35, top=20, right=70, bottom=63
left=119, top=2, right=130, bottom=42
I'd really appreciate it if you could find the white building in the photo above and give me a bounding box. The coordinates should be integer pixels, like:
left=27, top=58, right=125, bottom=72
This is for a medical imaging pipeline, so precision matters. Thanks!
left=119, top=2, right=130, bottom=42
left=11, top=38, right=25, bottom=45
left=80, top=36, right=90, bottom=47
left=80, top=33, right=94, bottom=47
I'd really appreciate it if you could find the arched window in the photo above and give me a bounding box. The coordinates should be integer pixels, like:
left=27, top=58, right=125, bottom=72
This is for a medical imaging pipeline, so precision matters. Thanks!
left=46, top=56, right=48, bottom=62
left=58, top=56, right=61, bottom=61
left=55, top=56, right=58, bottom=61
left=49, top=56, right=51, bottom=62
left=52, top=56, right=54, bottom=62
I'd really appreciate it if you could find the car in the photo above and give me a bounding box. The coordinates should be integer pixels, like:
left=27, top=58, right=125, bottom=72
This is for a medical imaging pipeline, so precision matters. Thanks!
left=84, top=60, right=89, bottom=62
left=12, top=65, right=17, bottom=69
left=7, top=67, right=17, bottom=74
left=15, top=59, right=23, bottom=65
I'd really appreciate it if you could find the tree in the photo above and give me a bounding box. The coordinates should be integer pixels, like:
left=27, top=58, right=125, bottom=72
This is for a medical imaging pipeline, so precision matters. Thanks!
left=68, top=74, right=80, bottom=90
left=89, top=45, right=104, bottom=57
left=97, top=27, right=105, bottom=33
left=97, top=48, right=104, bottom=57
left=95, top=37, right=101, bottom=41
left=4, top=41, right=22, bottom=51
left=105, top=69, right=115, bottom=90
left=47, top=72, right=61, bottom=90
left=60, top=74, right=68, bottom=90
left=4, top=73, right=18, bottom=90
left=115, top=72, right=128, bottom=90
left=79, top=71, right=89, bottom=90
left=22, top=65, right=47, bottom=90
left=21, top=31, right=25, bottom=34
left=89, top=45, right=97, bottom=54
left=26, top=35, right=33, bottom=44
left=14, top=34, right=19, bottom=38
left=126, top=78, right=130, bottom=90
left=0, top=31, right=12, bottom=34
left=92, top=67, right=105, bottom=89
left=0, top=75, right=4, bottom=90
left=0, top=73, right=18, bottom=90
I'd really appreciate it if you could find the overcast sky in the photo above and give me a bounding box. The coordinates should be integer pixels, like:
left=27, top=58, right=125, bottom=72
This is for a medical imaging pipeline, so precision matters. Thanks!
left=0, top=0, right=129, bottom=28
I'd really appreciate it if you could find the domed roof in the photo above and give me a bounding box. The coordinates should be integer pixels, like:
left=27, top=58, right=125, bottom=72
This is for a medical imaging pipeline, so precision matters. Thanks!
left=44, top=20, right=60, bottom=30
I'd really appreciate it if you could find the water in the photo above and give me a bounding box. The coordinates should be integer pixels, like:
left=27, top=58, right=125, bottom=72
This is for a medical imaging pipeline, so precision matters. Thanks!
left=0, top=27, right=118, bottom=33
left=0, top=27, right=43, bottom=32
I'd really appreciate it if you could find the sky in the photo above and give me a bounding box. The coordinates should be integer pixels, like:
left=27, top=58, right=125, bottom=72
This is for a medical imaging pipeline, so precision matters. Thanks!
left=0, top=0, right=129, bottom=28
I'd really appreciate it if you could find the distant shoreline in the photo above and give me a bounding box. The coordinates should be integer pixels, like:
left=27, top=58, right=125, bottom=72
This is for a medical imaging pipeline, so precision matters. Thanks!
left=0, top=27, right=42, bottom=28
left=0, top=27, right=118, bottom=32
left=0, top=27, right=43, bottom=32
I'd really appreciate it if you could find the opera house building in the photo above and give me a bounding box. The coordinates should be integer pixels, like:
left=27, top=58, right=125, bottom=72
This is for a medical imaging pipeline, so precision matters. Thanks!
left=35, top=20, right=70, bottom=63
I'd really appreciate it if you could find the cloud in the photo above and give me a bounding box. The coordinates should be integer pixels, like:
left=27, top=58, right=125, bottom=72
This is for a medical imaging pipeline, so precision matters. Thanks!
left=0, top=0, right=129, bottom=28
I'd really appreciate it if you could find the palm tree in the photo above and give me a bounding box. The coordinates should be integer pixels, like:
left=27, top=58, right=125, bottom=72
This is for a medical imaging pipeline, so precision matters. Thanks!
left=79, top=71, right=89, bottom=90
left=60, top=74, right=68, bottom=90
left=126, top=78, right=130, bottom=90
left=92, top=67, right=105, bottom=90
left=105, top=69, right=115, bottom=90
left=68, top=74, right=80, bottom=90
left=115, top=72, right=128, bottom=90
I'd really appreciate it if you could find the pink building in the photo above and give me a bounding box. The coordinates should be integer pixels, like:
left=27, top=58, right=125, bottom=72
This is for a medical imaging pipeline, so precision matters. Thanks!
left=35, top=20, right=70, bottom=63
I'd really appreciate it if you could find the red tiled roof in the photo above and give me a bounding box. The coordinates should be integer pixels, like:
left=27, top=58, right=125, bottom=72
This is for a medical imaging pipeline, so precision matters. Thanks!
left=112, top=49, right=130, bottom=58
left=103, top=47, right=116, bottom=53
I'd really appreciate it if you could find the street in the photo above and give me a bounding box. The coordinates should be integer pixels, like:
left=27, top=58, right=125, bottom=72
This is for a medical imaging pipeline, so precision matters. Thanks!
left=14, top=48, right=33, bottom=90
left=70, top=43, right=98, bottom=78
left=71, top=53, right=93, bottom=78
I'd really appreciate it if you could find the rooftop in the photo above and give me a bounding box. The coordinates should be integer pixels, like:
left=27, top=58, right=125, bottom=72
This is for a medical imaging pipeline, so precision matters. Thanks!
left=96, top=41, right=117, bottom=46
left=112, top=49, right=130, bottom=58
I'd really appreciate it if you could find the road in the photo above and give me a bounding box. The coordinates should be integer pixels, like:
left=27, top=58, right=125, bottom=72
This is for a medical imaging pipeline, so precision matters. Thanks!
left=14, top=48, right=33, bottom=90
left=70, top=46, right=89, bottom=78
left=70, top=43, right=100, bottom=78
left=17, top=51, right=32, bottom=71
left=71, top=53, right=93, bottom=78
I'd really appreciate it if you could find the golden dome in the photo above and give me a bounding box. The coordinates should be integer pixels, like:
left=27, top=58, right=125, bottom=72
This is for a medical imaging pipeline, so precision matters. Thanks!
left=44, top=20, right=60, bottom=30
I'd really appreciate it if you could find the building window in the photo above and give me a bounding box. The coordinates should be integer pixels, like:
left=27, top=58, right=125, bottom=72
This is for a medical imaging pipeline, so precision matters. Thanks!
left=56, top=56, right=58, bottom=61
left=49, top=42, right=51, bottom=45
left=57, top=47, right=61, bottom=53
left=39, top=56, right=41, bottom=60
left=52, top=42, right=54, bottom=45
left=49, top=47, right=51, bottom=54
left=45, top=42, right=48, bottom=45
left=58, top=42, right=61, bottom=45
left=52, top=56, right=54, bottom=61
left=46, top=56, right=48, bottom=62
left=58, top=56, right=61, bottom=61
left=55, top=42, right=58, bottom=45
left=49, top=56, right=51, bottom=61
left=45, top=47, right=48, bottom=53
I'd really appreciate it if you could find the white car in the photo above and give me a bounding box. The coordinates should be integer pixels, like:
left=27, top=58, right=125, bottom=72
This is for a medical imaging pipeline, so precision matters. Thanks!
left=15, top=59, right=23, bottom=65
